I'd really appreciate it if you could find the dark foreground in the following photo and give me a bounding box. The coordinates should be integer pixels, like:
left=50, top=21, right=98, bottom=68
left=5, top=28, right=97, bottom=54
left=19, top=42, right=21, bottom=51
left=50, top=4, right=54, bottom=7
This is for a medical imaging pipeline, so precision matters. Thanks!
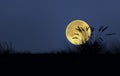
left=1, top=52, right=120, bottom=73
left=1, top=51, right=120, bottom=64
left=1, top=52, right=120, bottom=75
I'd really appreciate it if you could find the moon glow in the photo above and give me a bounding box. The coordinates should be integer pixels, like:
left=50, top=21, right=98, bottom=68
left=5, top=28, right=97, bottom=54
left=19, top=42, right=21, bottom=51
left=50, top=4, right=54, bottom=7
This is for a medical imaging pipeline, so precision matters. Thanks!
left=66, top=20, right=91, bottom=45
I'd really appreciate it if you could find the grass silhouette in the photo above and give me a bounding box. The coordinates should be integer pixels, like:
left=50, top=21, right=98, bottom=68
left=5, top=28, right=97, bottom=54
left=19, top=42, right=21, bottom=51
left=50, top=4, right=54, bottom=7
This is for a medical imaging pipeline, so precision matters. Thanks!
left=0, top=26, right=119, bottom=55
left=61, top=25, right=118, bottom=55
left=0, top=42, right=15, bottom=54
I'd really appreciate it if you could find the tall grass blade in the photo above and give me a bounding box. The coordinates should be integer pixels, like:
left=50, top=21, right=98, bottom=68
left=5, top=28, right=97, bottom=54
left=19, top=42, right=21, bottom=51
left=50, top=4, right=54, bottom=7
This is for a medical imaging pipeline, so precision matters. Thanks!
left=101, top=26, right=109, bottom=32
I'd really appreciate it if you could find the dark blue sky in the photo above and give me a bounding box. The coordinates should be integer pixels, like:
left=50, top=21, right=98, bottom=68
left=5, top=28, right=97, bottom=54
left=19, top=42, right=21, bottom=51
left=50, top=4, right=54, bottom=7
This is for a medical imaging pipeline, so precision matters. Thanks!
left=0, top=0, right=120, bottom=53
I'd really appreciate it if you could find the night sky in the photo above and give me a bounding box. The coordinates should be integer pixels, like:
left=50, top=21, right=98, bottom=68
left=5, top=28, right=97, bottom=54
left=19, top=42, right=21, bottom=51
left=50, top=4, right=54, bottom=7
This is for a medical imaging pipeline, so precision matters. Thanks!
left=0, top=0, right=120, bottom=53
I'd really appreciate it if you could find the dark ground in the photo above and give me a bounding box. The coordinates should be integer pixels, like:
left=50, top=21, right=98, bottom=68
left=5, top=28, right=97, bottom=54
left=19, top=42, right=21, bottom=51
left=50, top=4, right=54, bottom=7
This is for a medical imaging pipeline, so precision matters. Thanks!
left=0, top=26, right=120, bottom=67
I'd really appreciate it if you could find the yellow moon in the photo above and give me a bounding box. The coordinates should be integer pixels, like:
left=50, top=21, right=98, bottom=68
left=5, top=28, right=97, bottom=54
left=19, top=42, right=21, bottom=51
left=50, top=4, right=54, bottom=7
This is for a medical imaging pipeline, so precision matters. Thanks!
left=65, top=20, right=91, bottom=45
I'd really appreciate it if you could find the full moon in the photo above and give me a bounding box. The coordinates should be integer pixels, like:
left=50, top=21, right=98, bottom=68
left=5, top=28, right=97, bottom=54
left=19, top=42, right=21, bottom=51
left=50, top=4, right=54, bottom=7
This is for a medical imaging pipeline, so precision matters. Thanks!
left=65, top=20, right=91, bottom=45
